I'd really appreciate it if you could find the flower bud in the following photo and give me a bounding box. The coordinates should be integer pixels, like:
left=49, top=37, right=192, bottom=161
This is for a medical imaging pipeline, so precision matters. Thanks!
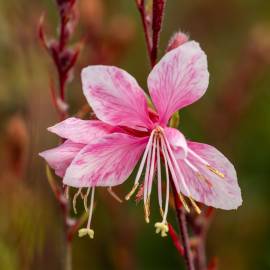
left=166, top=31, right=189, bottom=52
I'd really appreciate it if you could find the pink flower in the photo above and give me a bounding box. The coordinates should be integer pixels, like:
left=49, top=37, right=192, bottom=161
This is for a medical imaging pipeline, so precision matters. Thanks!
left=40, top=40, right=242, bottom=238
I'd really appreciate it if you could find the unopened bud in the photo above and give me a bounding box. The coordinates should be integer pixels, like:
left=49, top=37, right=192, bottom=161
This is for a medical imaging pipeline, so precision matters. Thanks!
left=166, top=31, right=189, bottom=52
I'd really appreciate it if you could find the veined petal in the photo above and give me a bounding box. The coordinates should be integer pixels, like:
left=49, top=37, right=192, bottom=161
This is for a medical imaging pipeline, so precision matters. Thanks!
left=178, top=141, right=242, bottom=210
left=39, top=140, right=85, bottom=177
left=48, top=117, right=118, bottom=144
left=164, top=127, right=188, bottom=159
left=81, top=65, right=153, bottom=130
left=147, top=41, right=209, bottom=125
left=63, top=133, right=149, bottom=187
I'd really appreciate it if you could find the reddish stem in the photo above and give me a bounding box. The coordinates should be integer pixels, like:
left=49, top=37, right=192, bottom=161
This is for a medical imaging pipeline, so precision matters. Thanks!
left=151, top=0, right=166, bottom=66
left=168, top=223, right=185, bottom=256
left=171, top=182, right=195, bottom=270
left=135, top=0, right=152, bottom=65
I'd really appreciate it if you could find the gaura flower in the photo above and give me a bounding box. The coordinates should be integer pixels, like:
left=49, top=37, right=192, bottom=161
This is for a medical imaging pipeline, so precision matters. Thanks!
left=40, top=40, right=242, bottom=238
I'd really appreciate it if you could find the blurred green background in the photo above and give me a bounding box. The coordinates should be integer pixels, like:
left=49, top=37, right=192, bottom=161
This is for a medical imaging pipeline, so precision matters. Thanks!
left=0, top=0, right=270, bottom=269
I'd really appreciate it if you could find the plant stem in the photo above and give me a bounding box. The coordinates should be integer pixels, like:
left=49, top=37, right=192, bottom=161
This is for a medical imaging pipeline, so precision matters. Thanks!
left=135, top=0, right=152, bottom=62
left=65, top=240, right=72, bottom=270
left=172, top=190, right=195, bottom=270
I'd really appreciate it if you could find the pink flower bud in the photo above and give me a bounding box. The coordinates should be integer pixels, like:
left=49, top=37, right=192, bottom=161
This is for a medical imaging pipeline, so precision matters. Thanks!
left=166, top=31, right=189, bottom=52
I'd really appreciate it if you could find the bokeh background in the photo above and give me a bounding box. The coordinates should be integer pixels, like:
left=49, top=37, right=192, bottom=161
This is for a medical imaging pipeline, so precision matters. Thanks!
left=0, top=0, right=270, bottom=269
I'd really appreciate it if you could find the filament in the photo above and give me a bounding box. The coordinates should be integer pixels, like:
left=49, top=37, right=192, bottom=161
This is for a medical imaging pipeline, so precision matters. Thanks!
left=83, top=187, right=91, bottom=212
left=107, top=187, right=123, bottom=203
left=147, top=135, right=157, bottom=198
left=163, top=136, right=190, bottom=196
left=73, top=188, right=82, bottom=214
left=156, top=139, right=163, bottom=215
left=87, top=187, right=95, bottom=229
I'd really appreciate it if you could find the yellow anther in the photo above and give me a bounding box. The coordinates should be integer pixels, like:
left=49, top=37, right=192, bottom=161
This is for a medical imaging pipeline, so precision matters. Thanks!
left=144, top=197, right=151, bottom=223
left=189, top=197, right=201, bottom=214
left=207, top=165, right=224, bottom=178
left=125, top=183, right=139, bottom=200
left=78, top=228, right=94, bottom=239
left=154, top=222, right=169, bottom=237
left=178, top=193, right=190, bottom=213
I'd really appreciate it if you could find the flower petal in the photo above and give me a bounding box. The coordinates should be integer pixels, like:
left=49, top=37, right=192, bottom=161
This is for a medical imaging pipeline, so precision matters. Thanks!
left=63, top=133, right=149, bottom=187
left=178, top=141, right=242, bottom=210
left=48, top=117, right=118, bottom=144
left=164, top=127, right=188, bottom=159
left=147, top=41, right=209, bottom=125
left=81, top=65, right=153, bottom=130
left=39, top=140, right=85, bottom=177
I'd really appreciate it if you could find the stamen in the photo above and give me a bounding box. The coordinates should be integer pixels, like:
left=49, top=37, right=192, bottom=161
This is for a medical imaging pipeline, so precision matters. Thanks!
left=143, top=133, right=154, bottom=223
left=144, top=196, right=150, bottom=223
left=184, top=159, right=213, bottom=188
left=107, top=187, right=123, bottom=203
left=156, top=139, right=163, bottom=216
left=188, top=148, right=208, bottom=165
left=73, top=188, right=82, bottom=214
left=162, top=149, right=170, bottom=223
left=125, top=132, right=154, bottom=200
left=189, top=197, right=201, bottom=214
left=207, top=165, right=225, bottom=178
left=125, top=183, right=139, bottom=200
left=83, top=187, right=91, bottom=212
left=160, top=138, right=181, bottom=194
left=87, top=187, right=95, bottom=229
left=178, top=193, right=190, bottom=213
left=184, top=159, right=199, bottom=172
left=163, top=136, right=191, bottom=196
left=78, top=187, right=95, bottom=239
left=147, top=135, right=157, bottom=198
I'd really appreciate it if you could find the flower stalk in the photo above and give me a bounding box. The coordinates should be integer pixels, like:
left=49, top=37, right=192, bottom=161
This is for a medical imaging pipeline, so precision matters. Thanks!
left=39, top=1, right=84, bottom=269
left=135, top=2, right=218, bottom=270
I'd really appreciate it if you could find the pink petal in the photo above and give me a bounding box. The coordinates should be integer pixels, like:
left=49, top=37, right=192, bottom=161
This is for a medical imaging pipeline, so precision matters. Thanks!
left=48, top=117, right=118, bottom=144
left=81, top=66, right=153, bottom=130
left=178, top=141, right=242, bottom=210
left=63, top=133, right=149, bottom=187
left=147, top=41, right=209, bottom=125
left=164, top=127, right=188, bottom=159
left=39, top=140, right=85, bottom=178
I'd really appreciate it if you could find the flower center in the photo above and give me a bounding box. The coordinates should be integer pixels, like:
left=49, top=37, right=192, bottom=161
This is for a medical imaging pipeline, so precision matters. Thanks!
left=125, top=126, right=225, bottom=237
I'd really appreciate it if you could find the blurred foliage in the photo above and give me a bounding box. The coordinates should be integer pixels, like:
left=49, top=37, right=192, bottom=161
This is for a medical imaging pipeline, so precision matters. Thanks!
left=0, top=0, right=270, bottom=269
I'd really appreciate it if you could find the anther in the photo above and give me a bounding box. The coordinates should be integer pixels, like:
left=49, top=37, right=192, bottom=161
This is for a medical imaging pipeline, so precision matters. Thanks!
left=178, top=193, right=190, bottom=213
left=207, top=165, right=225, bottom=178
left=144, top=196, right=150, bottom=223
left=189, top=197, right=201, bottom=214
left=125, top=183, right=139, bottom=200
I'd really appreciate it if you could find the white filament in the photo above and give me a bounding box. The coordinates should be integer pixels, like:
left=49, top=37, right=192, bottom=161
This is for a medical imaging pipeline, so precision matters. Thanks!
left=87, top=187, right=95, bottom=229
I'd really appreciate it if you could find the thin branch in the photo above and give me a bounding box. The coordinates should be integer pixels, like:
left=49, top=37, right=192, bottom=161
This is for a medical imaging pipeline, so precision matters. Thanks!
left=151, top=0, right=166, bottom=66
left=135, top=0, right=152, bottom=63
left=172, top=183, right=195, bottom=270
